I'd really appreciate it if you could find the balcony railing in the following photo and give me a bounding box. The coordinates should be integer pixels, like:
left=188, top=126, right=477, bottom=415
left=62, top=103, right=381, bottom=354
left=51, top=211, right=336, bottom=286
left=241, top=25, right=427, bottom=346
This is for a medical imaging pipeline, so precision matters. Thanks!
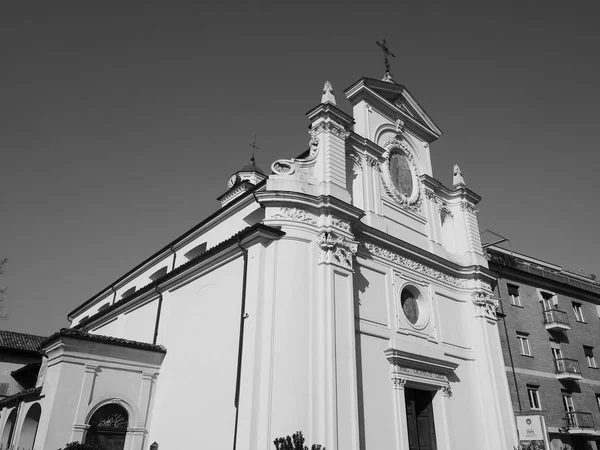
left=555, top=358, right=582, bottom=380
left=543, top=309, right=570, bottom=330
left=564, top=411, right=594, bottom=429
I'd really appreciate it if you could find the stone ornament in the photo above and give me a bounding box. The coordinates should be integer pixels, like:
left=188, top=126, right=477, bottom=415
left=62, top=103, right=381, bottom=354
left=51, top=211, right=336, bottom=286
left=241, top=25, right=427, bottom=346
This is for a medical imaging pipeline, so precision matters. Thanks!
left=380, top=136, right=422, bottom=213
left=439, top=202, right=453, bottom=218
left=472, top=291, right=499, bottom=320
left=271, top=207, right=317, bottom=225
left=317, top=232, right=358, bottom=269
left=460, top=201, right=479, bottom=215
left=331, top=217, right=351, bottom=232
left=365, top=243, right=469, bottom=288
left=442, top=385, right=453, bottom=397
left=391, top=375, right=407, bottom=390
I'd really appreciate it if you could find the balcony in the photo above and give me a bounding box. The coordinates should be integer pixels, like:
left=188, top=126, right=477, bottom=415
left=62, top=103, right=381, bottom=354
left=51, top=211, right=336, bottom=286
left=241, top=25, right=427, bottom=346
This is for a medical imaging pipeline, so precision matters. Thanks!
left=543, top=309, right=570, bottom=331
left=564, top=411, right=594, bottom=430
left=555, top=358, right=582, bottom=380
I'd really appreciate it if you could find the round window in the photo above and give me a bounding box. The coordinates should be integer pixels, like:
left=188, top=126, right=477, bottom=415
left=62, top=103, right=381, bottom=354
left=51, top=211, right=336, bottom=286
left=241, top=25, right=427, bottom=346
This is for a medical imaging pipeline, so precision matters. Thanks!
left=401, top=288, right=419, bottom=324
left=389, top=151, right=413, bottom=197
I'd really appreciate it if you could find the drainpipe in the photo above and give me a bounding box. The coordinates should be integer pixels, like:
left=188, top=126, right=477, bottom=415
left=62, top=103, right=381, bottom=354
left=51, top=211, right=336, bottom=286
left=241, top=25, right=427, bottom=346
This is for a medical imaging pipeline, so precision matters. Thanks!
left=111, top=284, right=117, bottom=305
left=497, top=279, right=522, bottom=412
left=152, top=246, right=176, bottom=346
left=152, top=285, right=163, bottom=346
left=170, top=244, right=177, bottom=271
left=232, top=238, right=249, bottom=450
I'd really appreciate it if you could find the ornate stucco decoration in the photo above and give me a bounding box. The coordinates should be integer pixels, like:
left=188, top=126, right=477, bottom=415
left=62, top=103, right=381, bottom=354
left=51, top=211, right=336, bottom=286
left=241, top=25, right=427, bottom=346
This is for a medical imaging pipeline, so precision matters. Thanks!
left=380, top=135, right=422, bottom=213
left=365, top=155, right=379, bottom=168
left=439, top=202, right=453, bottom=218
left=391, top=375, right=407, bottom=390
left=441, top=385, right=453, bottom=397
left=271, top=207, right=317, bottom=225
left=460, top=201, right=479, bottom=215
left=331, top=216, right=351, bottom=233
left=424, top=190, right=437, bottom=203
left=472, top=291, right=499, bottom=320
left=317, top=232, right=358, bottom=269
left=348, top=150, right=362, bottom=166
left=365, top=243, right=469, bottom=288
left=312, top=120, right=351, bottom=139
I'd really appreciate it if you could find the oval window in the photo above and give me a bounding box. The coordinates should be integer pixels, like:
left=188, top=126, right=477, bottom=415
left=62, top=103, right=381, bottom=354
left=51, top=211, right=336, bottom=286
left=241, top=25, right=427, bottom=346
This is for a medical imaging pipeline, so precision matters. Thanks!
left=401, top=288, right=419, bottom=325
left=389, top=152, right=413, bottom=197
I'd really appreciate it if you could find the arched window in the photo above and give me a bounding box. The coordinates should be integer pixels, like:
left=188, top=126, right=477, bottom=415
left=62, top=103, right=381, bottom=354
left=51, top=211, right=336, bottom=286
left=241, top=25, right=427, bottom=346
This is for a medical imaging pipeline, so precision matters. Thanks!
left=0, top=408, right=17, bottom=449
left=18, top=403, right=41, bottom=450
left=85, top=403, right=129, bottom=450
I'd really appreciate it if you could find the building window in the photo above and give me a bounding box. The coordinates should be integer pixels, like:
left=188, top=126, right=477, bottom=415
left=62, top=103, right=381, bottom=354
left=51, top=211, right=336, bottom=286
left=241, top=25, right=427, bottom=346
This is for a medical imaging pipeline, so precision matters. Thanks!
left=552, top=346, right=563, bottom=361
left=527, top=386, right=541, bottom=410
left=563, top=394, right=575, bottom=413
left=573, top=302, right=585, bottom=322
left=508, top=284, right=521, bottom=306
left=517, top=332, right=532, bottom=356
left=541, top=291, right=557, bottom=310
left=584, top=346, right=597, bottom=368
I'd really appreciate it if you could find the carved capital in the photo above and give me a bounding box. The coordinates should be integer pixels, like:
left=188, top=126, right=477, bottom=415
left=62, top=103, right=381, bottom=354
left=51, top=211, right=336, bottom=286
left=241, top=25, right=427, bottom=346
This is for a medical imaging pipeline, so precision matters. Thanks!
left=331, top=217, right=351, bottom=233
left=365, top=155, right=379, bottom=168
left=442, top=385, right=453, bottom=398
left=317, top=232, right=358, bottom=269
left=424, top=190, right=437, bottom=202
left=460, top=202, right=479, bottom=215
left=348, top=151, right=362, bottom=166
left=472, top=291, right=499, bottom=319
left=391, top=375, right=407, bottom=390
left=312, top=121, right=350, bottom=139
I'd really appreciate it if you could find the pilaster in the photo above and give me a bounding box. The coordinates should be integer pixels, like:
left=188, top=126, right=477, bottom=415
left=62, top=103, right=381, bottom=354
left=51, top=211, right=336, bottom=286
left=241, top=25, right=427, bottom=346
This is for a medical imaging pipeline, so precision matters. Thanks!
left=72, top=364, right=99, bottom=441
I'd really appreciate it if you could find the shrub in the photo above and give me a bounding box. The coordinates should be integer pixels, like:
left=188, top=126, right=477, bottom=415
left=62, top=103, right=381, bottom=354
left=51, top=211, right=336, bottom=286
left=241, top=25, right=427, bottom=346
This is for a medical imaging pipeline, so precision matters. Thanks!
left=274, top=431, right=324, bottom=450
left=59, top=442, right=106, bottom=450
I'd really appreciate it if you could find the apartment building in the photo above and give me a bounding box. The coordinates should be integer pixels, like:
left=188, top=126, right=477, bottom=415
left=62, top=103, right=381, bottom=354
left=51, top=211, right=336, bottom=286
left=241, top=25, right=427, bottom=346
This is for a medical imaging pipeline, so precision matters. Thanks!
left=487, top=245, right=600, bottom=450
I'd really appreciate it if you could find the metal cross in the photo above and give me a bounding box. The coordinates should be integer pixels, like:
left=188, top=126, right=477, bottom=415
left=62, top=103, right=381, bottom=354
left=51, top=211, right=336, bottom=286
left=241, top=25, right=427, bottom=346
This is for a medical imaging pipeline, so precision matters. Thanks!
left=249, top=135, right=259, bottom=152
left=249, top=135, right=259, bottom=161
left=376, top=39, right=395, bottom=75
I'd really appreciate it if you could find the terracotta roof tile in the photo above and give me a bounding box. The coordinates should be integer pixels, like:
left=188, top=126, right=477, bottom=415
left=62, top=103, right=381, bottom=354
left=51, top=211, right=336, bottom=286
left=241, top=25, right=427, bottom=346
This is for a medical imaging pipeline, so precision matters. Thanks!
left=0, top=330, right=46, bottom=353
left=40, top=328, right=167, bottom=353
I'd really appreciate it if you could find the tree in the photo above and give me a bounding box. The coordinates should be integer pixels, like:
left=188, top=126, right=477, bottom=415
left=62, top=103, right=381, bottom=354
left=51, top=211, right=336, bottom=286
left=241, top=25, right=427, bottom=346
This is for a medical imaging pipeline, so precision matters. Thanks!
left=274, top=431, right=324, bottom=450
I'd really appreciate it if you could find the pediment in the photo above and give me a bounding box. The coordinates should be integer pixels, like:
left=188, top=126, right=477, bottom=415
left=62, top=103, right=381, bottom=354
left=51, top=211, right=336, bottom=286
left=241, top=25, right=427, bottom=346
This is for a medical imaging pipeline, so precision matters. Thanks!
left=344, top=78, right=442, bottom=141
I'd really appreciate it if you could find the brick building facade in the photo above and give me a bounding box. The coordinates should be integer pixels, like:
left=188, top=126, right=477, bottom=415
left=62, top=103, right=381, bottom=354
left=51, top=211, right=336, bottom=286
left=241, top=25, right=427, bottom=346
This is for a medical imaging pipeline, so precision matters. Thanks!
left=487, top=245, right=600, bottom=450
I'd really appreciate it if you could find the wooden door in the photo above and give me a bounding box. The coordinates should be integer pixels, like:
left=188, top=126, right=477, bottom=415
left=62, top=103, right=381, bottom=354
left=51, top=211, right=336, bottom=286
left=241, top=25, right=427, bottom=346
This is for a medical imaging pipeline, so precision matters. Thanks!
left=405, top=388, right=437, bottom=450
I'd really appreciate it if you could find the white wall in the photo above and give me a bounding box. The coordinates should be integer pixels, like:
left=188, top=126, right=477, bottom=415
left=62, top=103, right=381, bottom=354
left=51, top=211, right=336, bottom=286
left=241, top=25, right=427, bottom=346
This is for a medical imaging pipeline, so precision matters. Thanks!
left=146, top=257, right=244, bottom=449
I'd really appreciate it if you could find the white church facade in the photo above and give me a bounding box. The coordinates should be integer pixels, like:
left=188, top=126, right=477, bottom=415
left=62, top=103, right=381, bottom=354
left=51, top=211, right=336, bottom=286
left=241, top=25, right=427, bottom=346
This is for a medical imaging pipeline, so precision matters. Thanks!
left=0, top=72, right=519, bottom=450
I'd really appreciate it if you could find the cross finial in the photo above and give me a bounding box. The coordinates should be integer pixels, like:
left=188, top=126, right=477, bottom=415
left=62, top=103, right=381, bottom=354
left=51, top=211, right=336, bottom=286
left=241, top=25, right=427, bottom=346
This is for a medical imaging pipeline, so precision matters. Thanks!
left=249, top=135, right=259, bottom=161
left=376, top=38, right=396, bottom=83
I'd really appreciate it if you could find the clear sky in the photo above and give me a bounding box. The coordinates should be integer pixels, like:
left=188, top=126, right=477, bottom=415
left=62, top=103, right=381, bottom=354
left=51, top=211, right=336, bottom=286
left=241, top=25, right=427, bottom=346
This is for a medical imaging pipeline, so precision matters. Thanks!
left=1, top=1, right=599, bottom=336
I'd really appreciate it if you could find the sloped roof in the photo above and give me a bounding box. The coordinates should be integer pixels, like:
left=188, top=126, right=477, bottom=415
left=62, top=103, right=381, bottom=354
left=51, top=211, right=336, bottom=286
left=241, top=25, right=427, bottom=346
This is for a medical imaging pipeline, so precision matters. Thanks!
left=0, top=330, right=46, bottom=353
left=40, top=328, right=167, bottom=354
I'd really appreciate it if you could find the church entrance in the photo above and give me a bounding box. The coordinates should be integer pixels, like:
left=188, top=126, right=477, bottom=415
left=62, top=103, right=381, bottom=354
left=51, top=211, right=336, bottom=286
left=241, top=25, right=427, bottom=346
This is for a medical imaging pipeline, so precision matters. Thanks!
left=405, top=388, right=437, bottom=450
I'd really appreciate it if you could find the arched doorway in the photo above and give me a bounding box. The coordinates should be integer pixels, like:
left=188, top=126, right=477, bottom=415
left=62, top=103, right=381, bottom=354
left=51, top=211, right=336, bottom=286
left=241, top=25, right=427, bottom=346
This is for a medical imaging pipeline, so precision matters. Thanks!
left=85, top=403, right=129, bottom=450
left=18, top=403, right=41, bottom=450
left=0, top=408, right=17, bottom=449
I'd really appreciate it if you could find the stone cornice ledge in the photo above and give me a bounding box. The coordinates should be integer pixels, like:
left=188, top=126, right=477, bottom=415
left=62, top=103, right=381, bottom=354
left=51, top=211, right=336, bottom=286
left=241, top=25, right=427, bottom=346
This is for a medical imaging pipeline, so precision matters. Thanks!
left=255, top=191, right=365, bottom=222
left=356, top=224, right=496, bottom=285
left=384, top=348, right=459, bottom=373
left=421, top=174, right=481, bottom=205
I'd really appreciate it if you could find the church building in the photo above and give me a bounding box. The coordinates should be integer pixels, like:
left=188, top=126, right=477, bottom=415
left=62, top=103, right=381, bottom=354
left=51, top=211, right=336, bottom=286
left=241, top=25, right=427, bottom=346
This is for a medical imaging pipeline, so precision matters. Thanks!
left=0, top=66, right=520, bottom=450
